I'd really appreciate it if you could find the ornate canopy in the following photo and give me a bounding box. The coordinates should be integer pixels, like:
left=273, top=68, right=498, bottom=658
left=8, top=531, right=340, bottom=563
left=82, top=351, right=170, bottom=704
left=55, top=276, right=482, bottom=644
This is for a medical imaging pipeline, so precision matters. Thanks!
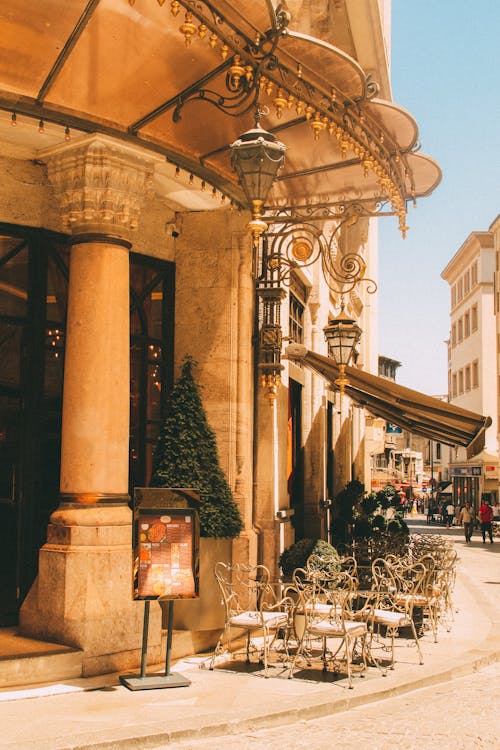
left=0, top=0, right=441, bottom=223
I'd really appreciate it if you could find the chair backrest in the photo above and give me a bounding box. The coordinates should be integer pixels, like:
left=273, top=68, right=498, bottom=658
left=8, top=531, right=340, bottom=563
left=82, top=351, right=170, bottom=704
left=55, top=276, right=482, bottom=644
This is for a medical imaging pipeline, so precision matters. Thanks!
left=293, top=564, right=357, bottom=607
left=295, top=580, right=352, bottom=629
left=305, top=554, right=359, bottom=589
left=372, top=557, right=397, bottom=594
left=338, top=555, right=359, bottom=582
left=306, top=553, right=341, bottom=575
left=214, top=562, right=272, bottom=617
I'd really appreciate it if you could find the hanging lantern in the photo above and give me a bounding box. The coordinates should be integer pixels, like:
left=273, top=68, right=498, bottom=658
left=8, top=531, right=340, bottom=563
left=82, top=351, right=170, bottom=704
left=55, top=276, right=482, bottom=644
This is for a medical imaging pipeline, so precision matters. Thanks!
left=323, top=303, right=362, bottom=394
left=230, top=121, right=286, bottom=246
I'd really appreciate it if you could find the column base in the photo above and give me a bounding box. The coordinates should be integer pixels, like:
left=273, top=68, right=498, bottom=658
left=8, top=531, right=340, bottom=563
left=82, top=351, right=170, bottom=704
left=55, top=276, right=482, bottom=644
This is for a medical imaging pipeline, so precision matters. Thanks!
left=19, top=505, right=162, bottom=677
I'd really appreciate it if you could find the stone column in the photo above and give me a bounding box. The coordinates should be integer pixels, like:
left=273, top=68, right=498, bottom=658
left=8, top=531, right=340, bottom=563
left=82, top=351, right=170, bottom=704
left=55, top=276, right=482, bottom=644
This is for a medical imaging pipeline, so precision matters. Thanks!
left=20, top=135, right=163, bottom=676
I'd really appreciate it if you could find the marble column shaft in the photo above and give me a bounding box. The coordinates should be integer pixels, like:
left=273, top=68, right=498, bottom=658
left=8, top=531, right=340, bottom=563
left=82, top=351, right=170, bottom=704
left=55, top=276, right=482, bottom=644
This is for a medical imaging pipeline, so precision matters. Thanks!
left=60, top=240, right=130, bottom=499
left=20, top=135, right=163, bottom=675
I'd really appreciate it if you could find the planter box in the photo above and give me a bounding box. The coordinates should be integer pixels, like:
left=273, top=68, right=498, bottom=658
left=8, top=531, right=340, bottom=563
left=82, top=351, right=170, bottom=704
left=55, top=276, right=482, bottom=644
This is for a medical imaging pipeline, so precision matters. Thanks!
left=161, top=537, right=231, bottom=632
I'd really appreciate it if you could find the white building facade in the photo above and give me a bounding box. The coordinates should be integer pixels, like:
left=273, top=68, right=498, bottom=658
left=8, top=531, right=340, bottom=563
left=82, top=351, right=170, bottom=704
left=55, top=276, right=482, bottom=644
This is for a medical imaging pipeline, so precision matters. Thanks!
left=441, top=229, right=498, bottom=509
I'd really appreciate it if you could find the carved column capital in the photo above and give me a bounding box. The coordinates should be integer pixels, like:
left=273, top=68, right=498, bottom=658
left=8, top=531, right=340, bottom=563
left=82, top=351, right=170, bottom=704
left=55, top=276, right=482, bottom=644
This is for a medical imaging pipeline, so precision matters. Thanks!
left=40, top=134, right=159, bottom=241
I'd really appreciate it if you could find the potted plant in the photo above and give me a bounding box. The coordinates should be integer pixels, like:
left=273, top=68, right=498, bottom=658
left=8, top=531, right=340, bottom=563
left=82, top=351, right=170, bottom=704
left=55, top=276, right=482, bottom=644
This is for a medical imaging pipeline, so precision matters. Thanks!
left=279, top=538, right=339, bottom=578
left=150, top=355, right=242, bottom=638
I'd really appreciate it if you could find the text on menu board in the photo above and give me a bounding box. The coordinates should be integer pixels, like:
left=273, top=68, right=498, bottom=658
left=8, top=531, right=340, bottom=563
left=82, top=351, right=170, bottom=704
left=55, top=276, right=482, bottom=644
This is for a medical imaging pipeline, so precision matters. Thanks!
left=137, top=512, right=196, bottom=599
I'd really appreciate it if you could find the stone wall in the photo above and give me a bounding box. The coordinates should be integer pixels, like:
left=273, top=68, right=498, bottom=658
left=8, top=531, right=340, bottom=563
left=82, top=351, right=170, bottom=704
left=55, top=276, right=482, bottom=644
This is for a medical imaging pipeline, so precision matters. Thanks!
left=173, top=209, right=258, bottom=567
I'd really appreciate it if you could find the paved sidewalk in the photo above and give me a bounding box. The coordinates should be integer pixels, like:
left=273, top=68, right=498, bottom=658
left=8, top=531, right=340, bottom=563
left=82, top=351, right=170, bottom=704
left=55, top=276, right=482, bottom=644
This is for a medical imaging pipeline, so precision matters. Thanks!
left=1, top=522, right=499, bottom=750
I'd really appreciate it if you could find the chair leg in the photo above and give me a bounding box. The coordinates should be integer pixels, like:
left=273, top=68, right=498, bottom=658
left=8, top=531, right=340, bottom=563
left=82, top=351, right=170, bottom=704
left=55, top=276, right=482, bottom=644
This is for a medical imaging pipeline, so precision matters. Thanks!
left=366, top=628, right=387, bottom=677
left=389, top=627, right=396, bottom=669
left=409, top=619, right=424, bottom=665
left=262, top=627, right=270, bottom=678
left=345, top=636, right=353, bottom=689
left=246, top=630, right=251, bottom=663
left=429, top=603, right=439, bottom=643
left=209, top=638, right=221, bottom=670
left=210, top=624, right=229, bottom=670
left=359, top=633, right=368, bottom=676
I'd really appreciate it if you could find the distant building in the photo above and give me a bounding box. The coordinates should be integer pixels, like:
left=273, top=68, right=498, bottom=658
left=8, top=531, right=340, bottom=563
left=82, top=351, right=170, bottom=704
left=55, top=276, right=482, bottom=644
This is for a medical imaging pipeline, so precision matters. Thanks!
left=441, top=226, right=498, bottom=509
left=379, top=355, right=401, bottom=381
left=491, top=213, right=500, bottom=513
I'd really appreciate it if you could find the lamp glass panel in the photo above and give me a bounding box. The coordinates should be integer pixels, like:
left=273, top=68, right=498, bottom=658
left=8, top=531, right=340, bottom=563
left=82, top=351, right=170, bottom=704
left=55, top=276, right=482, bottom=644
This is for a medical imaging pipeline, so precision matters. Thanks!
left=231, top=141, right=286, bottom=203
left=326, top=321, right=361, bottom=366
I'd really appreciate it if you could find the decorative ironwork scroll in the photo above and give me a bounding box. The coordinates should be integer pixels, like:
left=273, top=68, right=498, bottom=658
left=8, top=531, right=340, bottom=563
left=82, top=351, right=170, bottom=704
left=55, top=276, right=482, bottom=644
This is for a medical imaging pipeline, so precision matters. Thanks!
left=261, top=208, right=378, bottom=297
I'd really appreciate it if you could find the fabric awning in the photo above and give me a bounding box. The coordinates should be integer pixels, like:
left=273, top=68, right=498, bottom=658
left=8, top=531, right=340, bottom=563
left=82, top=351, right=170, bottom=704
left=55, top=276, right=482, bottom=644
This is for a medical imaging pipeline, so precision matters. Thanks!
left=285, top=344, right=491, bottom=455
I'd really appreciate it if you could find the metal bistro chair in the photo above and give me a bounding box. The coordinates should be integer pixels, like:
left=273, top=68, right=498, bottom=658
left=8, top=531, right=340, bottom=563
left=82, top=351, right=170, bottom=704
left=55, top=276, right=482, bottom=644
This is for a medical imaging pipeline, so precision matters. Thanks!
left=370, top=557, right=425, bottom=669
left=210, top=562, right=292, bottom=677
left=290, top=568, right=368, bottom=688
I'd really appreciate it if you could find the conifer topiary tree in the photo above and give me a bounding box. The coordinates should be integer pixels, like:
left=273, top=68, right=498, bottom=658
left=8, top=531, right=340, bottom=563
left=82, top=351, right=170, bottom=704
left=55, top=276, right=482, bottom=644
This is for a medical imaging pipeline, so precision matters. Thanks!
left=150, top=355, right=243, bottom=538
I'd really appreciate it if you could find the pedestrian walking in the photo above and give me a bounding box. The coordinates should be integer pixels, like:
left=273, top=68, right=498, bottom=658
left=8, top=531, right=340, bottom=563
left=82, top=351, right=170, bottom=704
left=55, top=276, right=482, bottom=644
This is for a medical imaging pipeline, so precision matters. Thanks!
left=458, top=501, right=475, bottom=543
left=478, top=497, right=494, bottom=543
left=446, top=501, right=455, bottom=528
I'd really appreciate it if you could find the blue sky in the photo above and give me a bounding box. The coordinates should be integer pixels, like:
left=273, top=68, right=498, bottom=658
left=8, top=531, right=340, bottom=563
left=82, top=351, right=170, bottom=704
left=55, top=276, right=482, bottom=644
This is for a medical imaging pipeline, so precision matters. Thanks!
left=378, top=0, right=500, bottom=395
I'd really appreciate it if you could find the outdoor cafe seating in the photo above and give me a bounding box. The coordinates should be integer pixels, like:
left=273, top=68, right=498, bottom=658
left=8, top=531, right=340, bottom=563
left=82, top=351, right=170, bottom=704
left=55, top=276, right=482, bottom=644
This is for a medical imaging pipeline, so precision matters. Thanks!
left=209, top=562, right=294, bottom=678
left=208, top=534, right=457, bottom=688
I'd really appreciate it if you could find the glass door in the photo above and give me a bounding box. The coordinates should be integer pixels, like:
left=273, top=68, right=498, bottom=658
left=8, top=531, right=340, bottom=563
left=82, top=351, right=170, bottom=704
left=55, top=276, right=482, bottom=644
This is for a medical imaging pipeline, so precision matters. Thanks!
left=0, top=233, right=29, bottom=624
left=0, top=227, right=175, bottom=624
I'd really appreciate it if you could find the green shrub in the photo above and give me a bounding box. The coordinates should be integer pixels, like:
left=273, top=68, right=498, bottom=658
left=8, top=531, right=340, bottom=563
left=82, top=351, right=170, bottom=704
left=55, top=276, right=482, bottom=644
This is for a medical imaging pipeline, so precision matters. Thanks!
left=150, top=355, right=243, bottom=538
left=279, top=538, right=339, bottom=577
left=361, top=493, right=379, bottom=516
left=386, top=518, right=409, bottom=537
left=371, top=514, right=387, bottom=531
left=353, top=517, right=373, bottom=539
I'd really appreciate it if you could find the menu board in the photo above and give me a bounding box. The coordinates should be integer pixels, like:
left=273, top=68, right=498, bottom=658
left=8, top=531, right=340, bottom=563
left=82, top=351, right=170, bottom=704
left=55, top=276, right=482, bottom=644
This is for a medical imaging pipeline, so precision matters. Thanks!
left=132, top=489, right=200, bottom=601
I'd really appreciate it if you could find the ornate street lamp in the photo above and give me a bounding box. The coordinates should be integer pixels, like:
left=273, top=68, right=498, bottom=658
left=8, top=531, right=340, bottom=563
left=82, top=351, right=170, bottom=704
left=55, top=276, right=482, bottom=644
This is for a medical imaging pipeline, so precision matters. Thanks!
left=230, top=117, right=286, bottom=246
left=324, top=302, right=362, bottom=395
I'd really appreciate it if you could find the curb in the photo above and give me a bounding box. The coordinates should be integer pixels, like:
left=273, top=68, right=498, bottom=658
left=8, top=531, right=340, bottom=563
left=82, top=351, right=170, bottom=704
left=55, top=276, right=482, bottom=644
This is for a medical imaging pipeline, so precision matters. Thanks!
left=60, top=646, right=500, bottom=750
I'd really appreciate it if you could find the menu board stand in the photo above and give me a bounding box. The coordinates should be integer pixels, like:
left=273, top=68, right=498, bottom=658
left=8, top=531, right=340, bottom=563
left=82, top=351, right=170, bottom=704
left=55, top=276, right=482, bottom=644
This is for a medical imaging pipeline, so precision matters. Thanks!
left=120, top=600, right=191, bottom=691
left=120, top=488, right=200, bottom=691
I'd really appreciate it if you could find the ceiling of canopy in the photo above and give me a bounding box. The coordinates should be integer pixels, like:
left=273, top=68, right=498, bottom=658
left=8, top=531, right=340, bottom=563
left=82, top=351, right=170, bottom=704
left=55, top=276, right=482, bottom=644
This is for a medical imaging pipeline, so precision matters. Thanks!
left=0, top=0, right=441, bottom=219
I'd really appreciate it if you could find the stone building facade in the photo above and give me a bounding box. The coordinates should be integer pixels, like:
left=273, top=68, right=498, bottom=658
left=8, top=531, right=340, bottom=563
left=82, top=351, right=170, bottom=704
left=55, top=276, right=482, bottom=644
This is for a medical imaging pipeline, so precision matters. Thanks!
left=0, top=0, right=443, bottom=676
left=441, top=225, right=499, bottom=510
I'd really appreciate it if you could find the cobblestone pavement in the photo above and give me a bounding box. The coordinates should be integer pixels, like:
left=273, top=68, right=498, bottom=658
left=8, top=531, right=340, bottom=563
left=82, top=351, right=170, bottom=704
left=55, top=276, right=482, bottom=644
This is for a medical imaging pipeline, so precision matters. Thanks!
left=165, top=661, right=500, bottom=750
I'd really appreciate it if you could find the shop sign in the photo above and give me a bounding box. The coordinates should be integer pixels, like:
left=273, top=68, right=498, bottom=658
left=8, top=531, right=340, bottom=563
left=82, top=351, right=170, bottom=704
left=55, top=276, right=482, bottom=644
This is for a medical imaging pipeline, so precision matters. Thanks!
left=450, top=466, right=482, bottom=477
left=484, top=464, right=498, bottom=479
left=132, top=487, right=200, bottom=601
